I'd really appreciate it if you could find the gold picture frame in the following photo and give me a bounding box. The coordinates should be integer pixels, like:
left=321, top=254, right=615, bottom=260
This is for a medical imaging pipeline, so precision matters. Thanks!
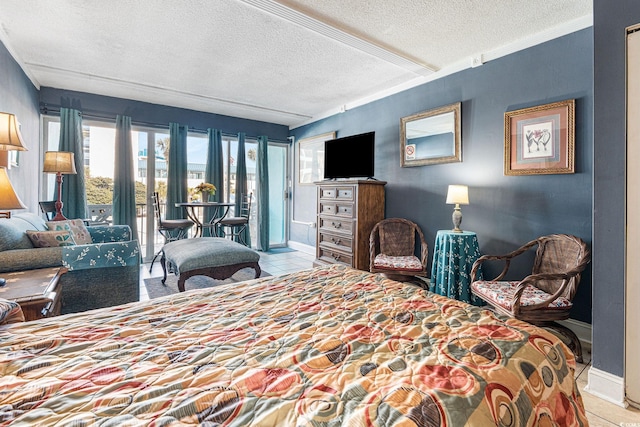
left=400, top=102, right=461, bottom=167
left=504, top=99, right=575, bottom=175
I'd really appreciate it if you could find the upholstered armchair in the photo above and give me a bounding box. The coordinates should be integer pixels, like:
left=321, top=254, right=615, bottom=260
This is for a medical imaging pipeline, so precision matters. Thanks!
left=0, top=212, right=140, bottom=314
left=470, top=234, right=590, bottom=362
left=369, top=218, right=428, bottom=283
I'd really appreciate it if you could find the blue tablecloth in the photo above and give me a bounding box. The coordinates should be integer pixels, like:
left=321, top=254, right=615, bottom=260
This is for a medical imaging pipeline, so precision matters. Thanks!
left=430, top=230, right=484, bottom=306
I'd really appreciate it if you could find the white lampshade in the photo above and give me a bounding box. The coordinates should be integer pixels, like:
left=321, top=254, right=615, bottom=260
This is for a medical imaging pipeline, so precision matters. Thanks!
left=43, top=151, right=77, bottom=174
left=0, top=113, right=28, bottom=151
left=0, top=167, right=26, bottom=211
left=0, top=113, right=28, bottom=168
left=446, top=185, right=469, bottom=205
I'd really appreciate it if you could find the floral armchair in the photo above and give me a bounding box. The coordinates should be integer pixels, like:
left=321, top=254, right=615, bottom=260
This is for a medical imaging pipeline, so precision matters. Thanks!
left=369, top=218, right=428, bottom=283
left=470, top=234, right=590, bottom=362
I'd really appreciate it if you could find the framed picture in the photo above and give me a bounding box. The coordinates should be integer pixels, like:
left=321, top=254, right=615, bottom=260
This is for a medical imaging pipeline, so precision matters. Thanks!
left=297, top=131, right=335, bottom=184
left=504, top=99, right=575, bottom=175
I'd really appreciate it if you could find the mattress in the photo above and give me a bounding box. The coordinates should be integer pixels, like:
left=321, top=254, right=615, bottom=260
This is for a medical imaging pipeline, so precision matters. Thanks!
left=0, top=264, right=588, bottom=426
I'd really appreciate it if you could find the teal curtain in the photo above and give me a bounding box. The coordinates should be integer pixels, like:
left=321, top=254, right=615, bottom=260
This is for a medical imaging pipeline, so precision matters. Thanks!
left=165, top=123, right=188, bottom=220
left=203, top=128, right=224, bottom=236
left=256, top=135, right=269, bottom=251
left=58, top=108, right=87, bottom=220
left=113, top=115, right=138, bottom=238
left=235, top=132, right=250, bottom=245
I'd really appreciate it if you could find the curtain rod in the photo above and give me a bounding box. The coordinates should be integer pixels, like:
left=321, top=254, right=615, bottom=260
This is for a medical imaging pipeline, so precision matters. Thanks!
left=39, top=105, right=288, bottom=142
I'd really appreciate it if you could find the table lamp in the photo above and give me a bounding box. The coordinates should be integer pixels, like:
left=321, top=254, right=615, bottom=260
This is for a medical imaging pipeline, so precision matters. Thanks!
left=43, top=151, right=77, bottom=221
left=0, top=166, right=26, bottom=219
left=0, top=112, right=28, bottom=168
left=0, top=166, right=26, bottom=286
left=446, top=184, right=469, bottom=232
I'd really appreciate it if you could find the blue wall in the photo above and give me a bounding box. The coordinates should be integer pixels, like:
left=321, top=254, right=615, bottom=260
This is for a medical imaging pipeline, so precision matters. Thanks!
left=39, top=88, right=289, bottom=141
left=0, top=41, right=40, bottom=210
left=592, top=0, right=640, bottom=379
left=291, top=29, right=594, bottom=324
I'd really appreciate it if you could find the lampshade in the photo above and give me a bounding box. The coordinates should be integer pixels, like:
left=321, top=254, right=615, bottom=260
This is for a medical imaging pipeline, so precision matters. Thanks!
left=0, top=167, right=26, bottom=211
left=446, top=184, right=469, bottom=205
left=43, top=151, right=77, bottom=174
left=0, top=113, right=28, bottom=151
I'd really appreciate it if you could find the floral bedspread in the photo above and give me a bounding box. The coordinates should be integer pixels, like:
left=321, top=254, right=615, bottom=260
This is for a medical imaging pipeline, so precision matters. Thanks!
left=0, top=265, right=588, bottom=426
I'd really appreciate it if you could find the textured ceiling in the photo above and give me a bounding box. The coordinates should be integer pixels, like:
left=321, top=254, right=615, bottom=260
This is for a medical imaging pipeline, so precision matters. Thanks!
left=0, top=0, right=592, bottom=128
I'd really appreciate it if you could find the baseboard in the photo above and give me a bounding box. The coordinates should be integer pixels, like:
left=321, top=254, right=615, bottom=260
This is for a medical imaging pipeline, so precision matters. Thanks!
left=584, top=367, right=628, bottom=408
left=287, top=241, right=315, bottom=256
left=557, top=318, right=592, bottom=352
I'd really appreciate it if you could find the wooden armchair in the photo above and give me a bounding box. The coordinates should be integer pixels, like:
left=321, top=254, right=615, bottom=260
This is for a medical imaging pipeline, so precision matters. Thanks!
left=369, top=218, right=428, bottom=283
left=470, top=234, right=590, bottom=362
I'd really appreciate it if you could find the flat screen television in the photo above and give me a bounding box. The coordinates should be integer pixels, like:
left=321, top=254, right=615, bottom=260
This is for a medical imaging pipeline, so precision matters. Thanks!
left=323, top=131, right=375, bottom=179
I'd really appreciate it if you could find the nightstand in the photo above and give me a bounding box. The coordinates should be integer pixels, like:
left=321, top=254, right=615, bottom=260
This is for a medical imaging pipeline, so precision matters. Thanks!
left=0, top=267, right=66, bottom=321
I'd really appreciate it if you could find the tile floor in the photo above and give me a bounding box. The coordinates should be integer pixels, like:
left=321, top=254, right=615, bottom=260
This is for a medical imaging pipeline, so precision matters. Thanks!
left=140, top=248, right=640, bottom=425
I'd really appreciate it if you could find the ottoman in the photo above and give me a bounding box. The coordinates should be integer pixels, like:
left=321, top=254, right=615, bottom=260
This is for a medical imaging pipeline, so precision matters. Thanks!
left=161, top=237, right=261, bottom=292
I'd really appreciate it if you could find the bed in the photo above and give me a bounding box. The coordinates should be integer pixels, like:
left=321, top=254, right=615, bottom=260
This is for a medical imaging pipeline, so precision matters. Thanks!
left=0, top=264, right=588, bottom=426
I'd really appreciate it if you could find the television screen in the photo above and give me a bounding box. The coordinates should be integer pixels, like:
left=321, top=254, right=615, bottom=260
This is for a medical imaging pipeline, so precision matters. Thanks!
left=323, top=132, right=375, bottom=179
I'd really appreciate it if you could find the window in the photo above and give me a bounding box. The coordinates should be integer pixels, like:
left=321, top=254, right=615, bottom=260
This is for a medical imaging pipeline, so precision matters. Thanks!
left=187, top=134, right=208, bottom=199
left=42, top=116, right=273, bottom=251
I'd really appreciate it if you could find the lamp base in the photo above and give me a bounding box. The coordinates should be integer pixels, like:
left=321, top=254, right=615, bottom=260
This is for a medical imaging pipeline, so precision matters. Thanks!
left=52, top=180, right=68, bottom=221
left=452, top=205, right=463, bottom=233
left=51, top=213, right=68, bottom=221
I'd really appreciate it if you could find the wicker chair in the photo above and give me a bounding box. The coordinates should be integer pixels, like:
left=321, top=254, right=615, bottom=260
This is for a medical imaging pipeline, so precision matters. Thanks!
left=470, top=234, right=590, bottom=362
left=369, top=218, right=428, bottom=283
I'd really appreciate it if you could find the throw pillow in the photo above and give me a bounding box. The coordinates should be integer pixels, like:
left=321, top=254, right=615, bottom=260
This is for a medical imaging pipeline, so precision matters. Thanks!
left=47, top=219, right=92, bottom=245
left=26, top=230, right=76, bottom=248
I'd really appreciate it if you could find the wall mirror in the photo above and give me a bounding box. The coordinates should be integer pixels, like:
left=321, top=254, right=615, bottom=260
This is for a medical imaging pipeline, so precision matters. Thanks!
left=400, top=102, right=461, bottom=167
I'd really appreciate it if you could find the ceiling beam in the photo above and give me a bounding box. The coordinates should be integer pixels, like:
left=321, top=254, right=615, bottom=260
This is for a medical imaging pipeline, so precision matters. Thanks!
left=240, top=0, right=437, bottom=76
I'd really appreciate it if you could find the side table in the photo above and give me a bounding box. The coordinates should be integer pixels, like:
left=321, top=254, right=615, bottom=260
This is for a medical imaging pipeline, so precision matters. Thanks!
left=0, top=267, right=66, bottom=321
left=430, top=230, right=484, bottom=306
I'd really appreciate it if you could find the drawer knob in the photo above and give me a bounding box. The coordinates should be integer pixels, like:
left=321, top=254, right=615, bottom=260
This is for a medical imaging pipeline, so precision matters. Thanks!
left=331, top=221, right=342, bottom=229
left=332, top=238, right=342, bottom=245
left=333, top=254, right=341, bottom=261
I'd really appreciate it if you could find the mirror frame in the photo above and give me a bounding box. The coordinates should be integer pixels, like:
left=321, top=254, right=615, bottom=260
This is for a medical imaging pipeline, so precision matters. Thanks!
left=400, top=102, right=462, bottom=167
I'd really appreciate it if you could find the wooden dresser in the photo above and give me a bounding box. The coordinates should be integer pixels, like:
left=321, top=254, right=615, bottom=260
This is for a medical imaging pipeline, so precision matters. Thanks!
left=314, top=180, right=386, bottom=271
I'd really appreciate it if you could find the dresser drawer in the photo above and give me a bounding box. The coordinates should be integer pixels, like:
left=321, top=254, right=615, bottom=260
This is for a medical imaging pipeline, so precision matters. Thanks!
left=319, top=187, right=337, bottom=199
left=319, top=202, right=354, bottom=217
left=318, top=231, right=353, bottom=253
left=336, top=187, right=354, bottom=200
left=318, top=216, right=353, bottom=234
left=317, top=247, right=353, bottom=266
left=319, top=186, right=355, bottom=201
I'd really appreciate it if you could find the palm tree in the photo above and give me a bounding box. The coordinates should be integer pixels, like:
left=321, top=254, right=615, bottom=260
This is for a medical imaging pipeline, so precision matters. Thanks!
left=156, top=137, right=170, bottom=160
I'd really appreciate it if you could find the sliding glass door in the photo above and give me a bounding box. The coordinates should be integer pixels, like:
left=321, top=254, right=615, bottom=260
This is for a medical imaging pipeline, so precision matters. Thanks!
left=42, top=116, right=290, bottom=257
left=268, top=142, right=289, bottom=247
